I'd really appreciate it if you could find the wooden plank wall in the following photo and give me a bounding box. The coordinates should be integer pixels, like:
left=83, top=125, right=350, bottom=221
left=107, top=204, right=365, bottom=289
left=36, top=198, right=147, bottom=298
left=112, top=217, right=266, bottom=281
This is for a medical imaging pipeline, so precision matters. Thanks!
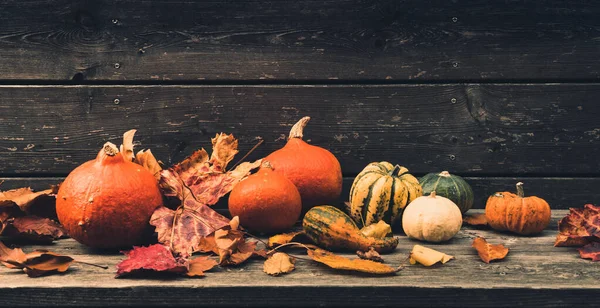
left=0, top=0, right=599, bottom=209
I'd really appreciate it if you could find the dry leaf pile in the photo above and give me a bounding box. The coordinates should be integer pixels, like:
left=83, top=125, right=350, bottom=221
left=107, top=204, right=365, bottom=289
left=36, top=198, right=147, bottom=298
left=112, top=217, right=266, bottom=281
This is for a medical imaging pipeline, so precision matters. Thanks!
left=0, top=185, right=64, bottom=243
left=554, top=204, right=600, bottom=261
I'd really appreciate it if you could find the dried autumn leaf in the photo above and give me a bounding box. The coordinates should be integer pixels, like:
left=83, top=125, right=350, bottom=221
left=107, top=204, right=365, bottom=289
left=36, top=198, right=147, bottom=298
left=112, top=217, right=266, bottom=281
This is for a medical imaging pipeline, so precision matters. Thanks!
left=187, top=256, right=218, bottom=277
left=0, top=241, right=27, bottom=268
left=263, top=252, right=295, bottom=276
left=116, top=244, right=188, bottom=278
left=360, top=221, right=392, bottom=239
left=472, top=237, right=509, bottom=263
left=463, top=213, right=488, bottom=227
left=120, top=129, right=136, bottom=162
left=151, top=133, right=261, bottom=256
left=267, top=231, right=311, bottom=248
left=356, top=247, right=384, bottom=263
left=0, top=242, right=74, bottom=277
left=150, top=198, right=230, bottom=257
left=0, top=187, right=55, bottom=213
left=135, top=149, right=163, bottom=180
left=308, top=248, right=397, bottom=275
left=554, top=204, right=600, bottom=247
left=158, top=134, right=261, bottom=205
left=409, top=245, right=454, bottom=266
left=214, top=217, right=261, bottom=266
left=578, top=242, right=600, bottom=262
left=209, top=133, right=238, bottom=171
left=19, top=251, right=74, bottom=278
left=6, top=216, right=65, bottom=242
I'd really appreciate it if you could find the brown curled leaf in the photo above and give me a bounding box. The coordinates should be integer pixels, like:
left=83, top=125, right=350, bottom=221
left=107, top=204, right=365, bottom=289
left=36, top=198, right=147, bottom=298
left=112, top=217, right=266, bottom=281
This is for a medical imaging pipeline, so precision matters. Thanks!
left=472, top=237, right=509, bottom=263
left=308, top=248, right=397, bottom=275
left=409, top=245, right=454, bottom=266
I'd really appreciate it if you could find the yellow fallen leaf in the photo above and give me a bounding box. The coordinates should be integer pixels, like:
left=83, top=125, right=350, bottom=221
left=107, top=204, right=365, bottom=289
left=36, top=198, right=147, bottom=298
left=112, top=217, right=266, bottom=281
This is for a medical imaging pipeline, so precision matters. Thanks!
left=308, top=248, right=397, bottom=275
left=409, top=245, right=454, bottom=266
left=267, top=231, right=310, bottom=248
left=263, top=252, right=295, bottom=276
left=360, top=221, right=392, bottom=239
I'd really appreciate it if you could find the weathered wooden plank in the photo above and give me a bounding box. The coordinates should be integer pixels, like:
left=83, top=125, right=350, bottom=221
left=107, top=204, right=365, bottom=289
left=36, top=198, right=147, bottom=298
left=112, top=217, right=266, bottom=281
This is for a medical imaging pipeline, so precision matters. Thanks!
left=0, top=84, right=598, bottom=176
left=0, top=0, right=599, bottom=81
left=2, top=177, right=597, bottom=210
left=0, top=210, right=597, bottom=307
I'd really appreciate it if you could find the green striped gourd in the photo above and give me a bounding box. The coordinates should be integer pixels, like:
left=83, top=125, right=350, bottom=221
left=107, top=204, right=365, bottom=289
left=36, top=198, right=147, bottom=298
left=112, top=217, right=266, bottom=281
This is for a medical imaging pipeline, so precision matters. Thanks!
left=349, top=162, right=422, bottom=227
left=419, top=171, right=473, bottom=214
left=302, top=205, right=399, bottom=253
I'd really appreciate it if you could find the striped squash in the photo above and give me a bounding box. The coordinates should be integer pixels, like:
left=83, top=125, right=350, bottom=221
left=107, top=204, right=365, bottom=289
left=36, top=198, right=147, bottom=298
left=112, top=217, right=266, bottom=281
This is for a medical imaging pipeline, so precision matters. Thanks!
left=419, top=171, right=473, bottom=214
left=349, top=162, right=422, bottom=227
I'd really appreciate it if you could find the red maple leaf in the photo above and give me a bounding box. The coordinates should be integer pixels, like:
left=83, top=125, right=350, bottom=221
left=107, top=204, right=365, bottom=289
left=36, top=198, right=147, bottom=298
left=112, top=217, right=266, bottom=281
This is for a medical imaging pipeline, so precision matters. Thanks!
left=116, top=244, right=188, bottom=277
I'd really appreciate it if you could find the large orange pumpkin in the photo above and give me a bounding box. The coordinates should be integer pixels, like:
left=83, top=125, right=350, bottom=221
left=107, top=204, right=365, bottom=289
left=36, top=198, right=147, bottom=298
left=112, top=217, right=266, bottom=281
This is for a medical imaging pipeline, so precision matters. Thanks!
left=228, top=161, right=302, bottom=233
left=264, top=117, right=342, bottom=212
left=485, top=182, right=551, bottom=235
left=56, top=142, right=163, bottom=248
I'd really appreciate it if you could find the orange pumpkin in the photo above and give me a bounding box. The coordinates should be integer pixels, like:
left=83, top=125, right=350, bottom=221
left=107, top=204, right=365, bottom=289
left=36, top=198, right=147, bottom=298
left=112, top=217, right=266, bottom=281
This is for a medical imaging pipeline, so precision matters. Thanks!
left=264, top=117, right=342, bottom=212
left=485, top=182, right=551, bottom=235
left=228, top=161, right=302, bottom=233
left=56, top=142, right=163, bottom=248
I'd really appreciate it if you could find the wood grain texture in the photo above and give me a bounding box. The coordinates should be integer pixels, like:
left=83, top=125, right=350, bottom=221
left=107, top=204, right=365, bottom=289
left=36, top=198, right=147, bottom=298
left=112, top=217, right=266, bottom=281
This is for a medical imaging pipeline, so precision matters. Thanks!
left=0, top=0, right=599, bottom=81
left=1, top=210, right=598, bottom=307
left=1, top=177, right=597, bottom=210
left=0, top=84, right=598, bottom=176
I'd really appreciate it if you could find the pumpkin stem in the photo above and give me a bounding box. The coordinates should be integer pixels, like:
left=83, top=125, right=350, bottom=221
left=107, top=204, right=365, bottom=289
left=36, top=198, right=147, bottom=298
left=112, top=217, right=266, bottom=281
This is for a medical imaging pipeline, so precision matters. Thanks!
left=439, top=171, right=451, bottom=177
left=388, top=165, right=401, bottom=176
left=516, top=182, right=525, bottom=198
left=102, top=142, right=119, bottom=156
left=429, top=191, right=436, bottom=198
left=288, top=116, right=311, bottom=139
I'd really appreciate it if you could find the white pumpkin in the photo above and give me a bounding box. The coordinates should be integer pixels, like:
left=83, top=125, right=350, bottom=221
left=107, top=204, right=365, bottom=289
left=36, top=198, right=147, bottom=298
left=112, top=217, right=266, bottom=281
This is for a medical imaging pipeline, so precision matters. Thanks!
left=402, top=191, right=462, bottom=242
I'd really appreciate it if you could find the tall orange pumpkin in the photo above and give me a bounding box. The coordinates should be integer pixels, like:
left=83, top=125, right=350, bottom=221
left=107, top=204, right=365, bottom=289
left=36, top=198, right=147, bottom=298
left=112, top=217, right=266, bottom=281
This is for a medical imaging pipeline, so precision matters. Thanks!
left=264, top=117, right=342, bottom=212
left=485, top=182, right=551, bottom=235
left=56, top=142, right=163, bottom=248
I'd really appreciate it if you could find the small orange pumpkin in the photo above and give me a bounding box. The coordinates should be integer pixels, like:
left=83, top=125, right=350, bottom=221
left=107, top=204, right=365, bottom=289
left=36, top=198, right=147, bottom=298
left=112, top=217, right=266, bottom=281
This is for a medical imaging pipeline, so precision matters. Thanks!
left=485, top=182, right=551, bottom=235
left=228, top=161, right=302, bottom=233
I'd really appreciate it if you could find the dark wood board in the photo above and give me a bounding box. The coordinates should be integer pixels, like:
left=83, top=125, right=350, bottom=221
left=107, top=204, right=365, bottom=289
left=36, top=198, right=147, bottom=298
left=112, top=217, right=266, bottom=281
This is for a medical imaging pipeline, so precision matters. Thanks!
left=1, top=177, right=597, bottom=210
left=0, top=84, right=599, bottom=176
left=1, top=0, right=599, bottom=81
left=0, top=210, right=597, bottom=307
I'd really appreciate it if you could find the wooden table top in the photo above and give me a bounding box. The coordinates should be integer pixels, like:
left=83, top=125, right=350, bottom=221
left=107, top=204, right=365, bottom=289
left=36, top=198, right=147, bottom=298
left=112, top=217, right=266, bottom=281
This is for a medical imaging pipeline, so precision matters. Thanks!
left=0, top=210, right=596, bottom=307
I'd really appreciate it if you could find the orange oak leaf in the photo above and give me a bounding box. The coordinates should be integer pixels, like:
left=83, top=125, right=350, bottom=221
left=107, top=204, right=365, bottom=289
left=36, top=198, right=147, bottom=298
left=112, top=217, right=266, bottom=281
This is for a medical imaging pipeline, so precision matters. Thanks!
left=186, top=256, right=218, bottom=277
left=263, top=252, right=295, bottom=276
left=307, top=248, right=398, bottom=275
left=472, top=237, right=509, bottom=263
left=578, top=242, right=600, bottom=261
left=554, top=204, right=600, bottom=247
left=0, top=241, right=74, bottom=277
left=116, top=244, right=188, bottom=278
left=463, top=213, right=488, bottom=227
